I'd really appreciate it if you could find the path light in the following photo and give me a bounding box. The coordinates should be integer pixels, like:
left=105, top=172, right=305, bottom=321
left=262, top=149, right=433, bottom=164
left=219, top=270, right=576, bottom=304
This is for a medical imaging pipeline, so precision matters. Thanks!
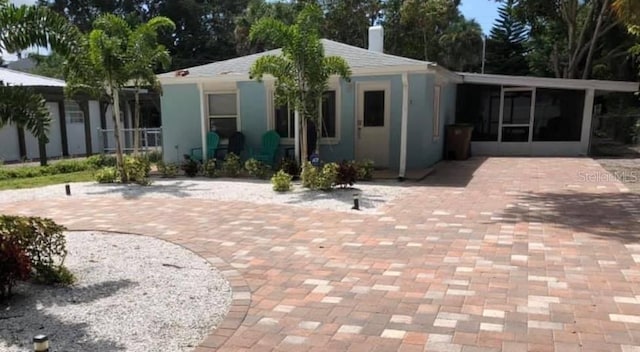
left=33, top=334, right=49, bottom=352
left=352, top=193, right=360, bottom=211
left=65, top=184, right=71, bottom=196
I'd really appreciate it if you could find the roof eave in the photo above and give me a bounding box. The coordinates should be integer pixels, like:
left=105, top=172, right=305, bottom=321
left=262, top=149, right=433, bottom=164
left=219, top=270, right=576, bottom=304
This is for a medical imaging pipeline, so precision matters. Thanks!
left=459, top=73, right=639, bottom=92
left=158, top=64, right=436, bottom=85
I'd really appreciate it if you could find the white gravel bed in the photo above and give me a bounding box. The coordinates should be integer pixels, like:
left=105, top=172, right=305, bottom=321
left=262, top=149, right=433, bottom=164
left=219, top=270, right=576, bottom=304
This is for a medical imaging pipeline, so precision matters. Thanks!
left=0, top=231, right=232, bottom=352
left=0, top=178, right=409, bottom=213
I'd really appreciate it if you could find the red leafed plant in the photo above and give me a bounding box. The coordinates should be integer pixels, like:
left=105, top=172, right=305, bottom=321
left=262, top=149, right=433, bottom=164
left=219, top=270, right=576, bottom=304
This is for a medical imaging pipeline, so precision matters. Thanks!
left=0, top=238, right=31, bottom=300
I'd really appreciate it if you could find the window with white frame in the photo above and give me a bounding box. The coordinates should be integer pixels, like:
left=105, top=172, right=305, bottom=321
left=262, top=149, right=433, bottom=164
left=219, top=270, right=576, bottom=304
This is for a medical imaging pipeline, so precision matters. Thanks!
left=273, top=91, right=337, bottom=140
left=207, top=93, right=237, bottom=138
left=65, top=100, right=84, bottom=124
left=433, top=86, right=441, bottom=139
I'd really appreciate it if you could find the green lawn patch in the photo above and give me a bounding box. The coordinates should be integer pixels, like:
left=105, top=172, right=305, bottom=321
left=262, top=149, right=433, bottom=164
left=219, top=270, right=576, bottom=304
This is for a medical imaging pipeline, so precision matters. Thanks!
left=0, top=170, right=95, bottom=190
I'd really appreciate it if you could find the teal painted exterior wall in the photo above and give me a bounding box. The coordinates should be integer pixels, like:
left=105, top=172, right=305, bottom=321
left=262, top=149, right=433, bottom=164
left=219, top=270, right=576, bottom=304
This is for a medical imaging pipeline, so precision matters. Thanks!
left=159, top=74, right=456, bottom=169
left=161, top=84, right=202, bottom=163
left=238, top=81, right=268, bottom=152
left=404, top=75, right=458, bottom=169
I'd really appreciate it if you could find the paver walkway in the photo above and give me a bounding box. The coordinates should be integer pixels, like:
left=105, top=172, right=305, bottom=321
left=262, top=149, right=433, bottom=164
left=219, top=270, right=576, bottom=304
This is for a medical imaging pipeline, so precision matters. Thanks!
left=2, top=157, right=640, bottom=351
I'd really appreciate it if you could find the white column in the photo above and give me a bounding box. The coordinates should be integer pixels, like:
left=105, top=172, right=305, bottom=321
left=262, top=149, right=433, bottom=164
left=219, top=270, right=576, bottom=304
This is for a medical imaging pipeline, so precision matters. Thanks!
left=198, top=83, right=207, bottom=161
left=399, top=73, right=409, bottom=179
left=580, top=88, right=596, bottom=155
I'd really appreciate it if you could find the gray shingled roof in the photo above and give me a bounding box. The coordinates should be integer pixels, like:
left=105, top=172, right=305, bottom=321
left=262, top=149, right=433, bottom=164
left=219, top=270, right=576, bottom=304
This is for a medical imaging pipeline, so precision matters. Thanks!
left=0, top=67, right=65, bottom=87
left=158, top=39, right=432, bottom=79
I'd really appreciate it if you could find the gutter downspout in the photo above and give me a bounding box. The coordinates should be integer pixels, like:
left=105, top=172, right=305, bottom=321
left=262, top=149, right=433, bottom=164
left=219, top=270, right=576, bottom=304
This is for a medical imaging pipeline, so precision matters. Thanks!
left=198, top=83, right=207, bottom=161
left=399, top=72, right=409, bottom=180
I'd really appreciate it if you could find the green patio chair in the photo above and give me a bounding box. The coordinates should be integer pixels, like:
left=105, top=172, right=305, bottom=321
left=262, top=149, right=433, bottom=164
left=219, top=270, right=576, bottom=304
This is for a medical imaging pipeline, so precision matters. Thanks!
left=190, top=131, right=220, bottom=161
left=251, top=130, right=281, bottom=166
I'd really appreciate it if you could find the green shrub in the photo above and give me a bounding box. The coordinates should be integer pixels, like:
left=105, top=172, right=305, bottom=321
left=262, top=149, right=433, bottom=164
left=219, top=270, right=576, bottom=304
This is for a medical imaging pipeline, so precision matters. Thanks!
left=95, top=167, right=118, bottom=183
left=0, top=215, right=73, bottom=285
left=157, top=160, right=179, bottom=178
left=123, top=155, right=151, bottom=185
left=315, top=162, right=338, bottom=190
left=355, top=159, right=374, bottom=181
left=0, top=237, right=31, bottom=299
left=245, top=158, right=270, bottom=179
left=182, top=157, right=200, bottom=177
left=86, top=154, right=117, bottom=169
left=335, top=161, right=357, bottom=188
left=301, top=161, right=338, bottom=191
left=271, top=170, right=293, bottom=192
left=48, top=159, right=91, bottom=174
left=203, top=159, right=217, bottom=178
left=301, top=161, right=316, bottom=188
left=146, top=150, right=163, bottom=163
left=278, top=157, right=300, bottom=178
left=221, top=153, right=242, bottom=177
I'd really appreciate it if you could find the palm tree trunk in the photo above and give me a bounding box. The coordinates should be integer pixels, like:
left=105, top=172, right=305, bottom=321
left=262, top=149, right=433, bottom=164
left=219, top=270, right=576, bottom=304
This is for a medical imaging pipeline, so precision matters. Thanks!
left=112, top=86, right=127, bottom=182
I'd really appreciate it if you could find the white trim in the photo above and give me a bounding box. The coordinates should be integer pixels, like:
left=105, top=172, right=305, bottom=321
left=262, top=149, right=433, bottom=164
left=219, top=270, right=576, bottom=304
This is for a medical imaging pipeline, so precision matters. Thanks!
left=399, top=73, right=409, bottom=178
left=460, top=72, right=639, bottom=92
left=581, top=88, right=596, bottom=155
left=433, top=85, right=441, bottom=141
left=203, top=90, right=240, bottom=138
left=355, top=80, right=392, bottom=167
left=198, top=83, right=207, bottom=160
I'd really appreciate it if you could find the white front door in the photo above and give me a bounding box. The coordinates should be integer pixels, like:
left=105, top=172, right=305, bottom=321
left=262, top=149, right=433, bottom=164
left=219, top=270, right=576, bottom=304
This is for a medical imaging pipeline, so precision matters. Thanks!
left=355, top=82, right=390, bottom=168
left=498, top=87, right=535, bottom=155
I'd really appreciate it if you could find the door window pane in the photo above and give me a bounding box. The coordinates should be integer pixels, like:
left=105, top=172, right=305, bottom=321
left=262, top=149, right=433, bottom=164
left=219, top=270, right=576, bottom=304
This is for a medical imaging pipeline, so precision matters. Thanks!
left=208, top=94, right=237, bottom=115
left=502, top=126, right=530, bottom=142
left=363, top=90, right=385, bottom=127
left=322, top=91, right=336, bottom=137
left=533, top=89, right=584, bottom=141
left=503, top=91, right=532, bottom=125
left=209, top=117, right=236, bottom=138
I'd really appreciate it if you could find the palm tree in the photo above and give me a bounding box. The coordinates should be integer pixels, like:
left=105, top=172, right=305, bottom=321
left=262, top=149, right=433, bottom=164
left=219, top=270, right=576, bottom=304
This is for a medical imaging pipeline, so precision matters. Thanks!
left=612, top=0, right=640, bottom=26
left=0, top=0, right=80, bottom=165
left=65, top=14, right=132, bottom=180
left=249, top=3, right=351, bottom=162
left=125, top=17, right=175, bottom=155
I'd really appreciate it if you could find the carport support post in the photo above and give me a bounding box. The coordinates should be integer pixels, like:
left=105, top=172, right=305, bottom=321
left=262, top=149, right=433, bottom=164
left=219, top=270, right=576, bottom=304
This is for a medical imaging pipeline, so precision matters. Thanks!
left=399, top=72, right=409, bottom=180
left=198, top=83, right=207, bottom=161
left=581, top=88, right=596, bottom=155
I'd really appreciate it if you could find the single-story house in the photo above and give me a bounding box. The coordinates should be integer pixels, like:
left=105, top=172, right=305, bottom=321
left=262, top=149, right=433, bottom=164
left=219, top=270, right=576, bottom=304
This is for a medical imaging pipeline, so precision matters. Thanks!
left=157, top=26, right=639, bottom=177
left=0, top=68, right=162, bottom=163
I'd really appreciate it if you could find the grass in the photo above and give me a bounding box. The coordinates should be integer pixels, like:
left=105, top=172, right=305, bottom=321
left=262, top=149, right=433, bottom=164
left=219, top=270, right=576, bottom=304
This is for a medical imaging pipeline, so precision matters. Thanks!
left=0, top=170, right=95, bottom=190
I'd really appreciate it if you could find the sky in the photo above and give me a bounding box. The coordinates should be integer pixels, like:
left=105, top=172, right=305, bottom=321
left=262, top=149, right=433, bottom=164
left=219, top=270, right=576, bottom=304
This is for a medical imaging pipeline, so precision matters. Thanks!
left=459, top=0, right=500, bottom=35
left=3, top=0, right=500, bottom=62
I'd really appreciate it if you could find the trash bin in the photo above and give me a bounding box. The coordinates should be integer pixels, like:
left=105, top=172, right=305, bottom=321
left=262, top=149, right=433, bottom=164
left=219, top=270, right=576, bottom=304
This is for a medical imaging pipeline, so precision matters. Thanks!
left=445, top=124, right=473, bottom=160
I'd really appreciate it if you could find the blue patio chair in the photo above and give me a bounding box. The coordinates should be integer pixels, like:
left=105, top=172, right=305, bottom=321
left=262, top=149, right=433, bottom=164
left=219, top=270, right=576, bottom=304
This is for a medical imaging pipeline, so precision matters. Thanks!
left=190, top=131, right=220, bottom=161
left=250, top=130, right=281, bottom=166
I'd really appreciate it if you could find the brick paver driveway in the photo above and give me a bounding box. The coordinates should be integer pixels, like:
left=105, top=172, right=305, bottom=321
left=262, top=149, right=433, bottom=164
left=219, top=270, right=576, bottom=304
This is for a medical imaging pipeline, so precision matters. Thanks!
left=2, top=157, right=640, bottom=351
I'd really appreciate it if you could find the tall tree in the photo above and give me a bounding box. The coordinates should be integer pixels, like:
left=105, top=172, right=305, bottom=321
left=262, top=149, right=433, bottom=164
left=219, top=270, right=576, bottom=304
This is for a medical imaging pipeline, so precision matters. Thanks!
left=399, top=0, right=453, bottom=61
left=249, top=3, right=351, bottom=163
left=125, top=16, right=175, bottom=154
left=485, top=0, right=529, bottom=75
left=512, top=0, right=624, bottom=79
left=39, top=0, right=250, bottom=70
left=438, top=15, right=484, bottom=72
left=66, top=14, right=132, bottom=180
left=322, top=0, right=383, bottom=48
left=0, top=0, right=81, bottom=165
left=234, top=0, right=299, bottom=56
